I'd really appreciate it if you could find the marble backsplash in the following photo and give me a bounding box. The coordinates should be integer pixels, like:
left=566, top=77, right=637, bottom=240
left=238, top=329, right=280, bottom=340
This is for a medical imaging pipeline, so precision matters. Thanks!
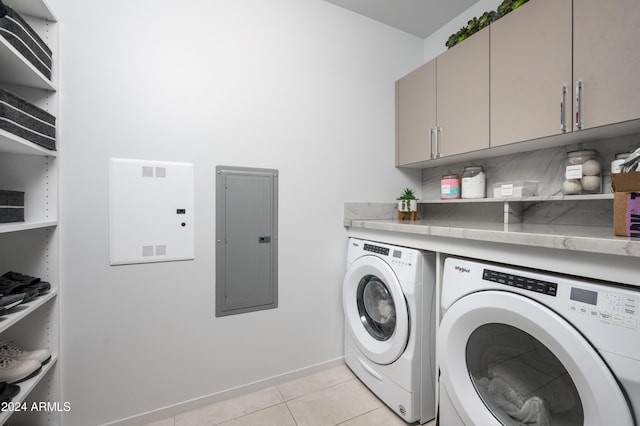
left=421, top=133, right=640, bottom=199
left=414, top=133, right=638, bottom=227
left=345, top=133, right=638, bottom=228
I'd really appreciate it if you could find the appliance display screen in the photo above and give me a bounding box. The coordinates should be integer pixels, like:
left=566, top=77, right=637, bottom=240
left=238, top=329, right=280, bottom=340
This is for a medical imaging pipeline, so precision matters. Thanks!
left=570, top=287, right=598, bottom=305
left=393, top=250, right=402, bottom=259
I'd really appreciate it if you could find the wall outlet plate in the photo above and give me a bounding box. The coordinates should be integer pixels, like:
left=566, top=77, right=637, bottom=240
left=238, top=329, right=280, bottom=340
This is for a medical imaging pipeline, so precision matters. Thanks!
left=109, top=158, right=194, bottom=265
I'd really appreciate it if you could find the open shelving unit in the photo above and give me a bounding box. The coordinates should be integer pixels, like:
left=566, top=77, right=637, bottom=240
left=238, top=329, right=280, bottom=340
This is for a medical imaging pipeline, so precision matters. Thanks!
left=419, top=194, right=613, bottom=204
left=416, top=193, right=614, bottom=225
left=0, top=0, right=60, bottom=424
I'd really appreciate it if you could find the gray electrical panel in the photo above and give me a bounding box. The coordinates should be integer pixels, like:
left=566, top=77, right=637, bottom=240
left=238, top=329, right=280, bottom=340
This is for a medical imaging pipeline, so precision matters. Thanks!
left=215, top=166, right=278, bottom=317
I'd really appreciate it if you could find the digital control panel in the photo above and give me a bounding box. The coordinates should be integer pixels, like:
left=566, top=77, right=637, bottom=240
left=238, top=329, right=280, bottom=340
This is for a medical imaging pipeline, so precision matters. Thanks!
left=569, top=289, right=638, bottom=329
left=363, top=243, right=414, bottom=267
left=483, top=269, right=558, bottom=297
left=363, top=243, right=389, bottom=256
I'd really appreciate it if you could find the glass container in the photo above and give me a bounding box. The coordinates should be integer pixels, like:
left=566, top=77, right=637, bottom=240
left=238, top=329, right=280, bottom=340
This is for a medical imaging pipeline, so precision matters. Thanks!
left=461, top=166, right=486, bottom=199
left=562, top=149, right=601, bottom=195
left=440, top=174, right=461, bottom=200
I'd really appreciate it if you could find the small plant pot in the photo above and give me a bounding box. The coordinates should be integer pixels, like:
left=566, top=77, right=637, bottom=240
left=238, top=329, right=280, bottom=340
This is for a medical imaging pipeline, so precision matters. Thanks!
left=398, top=199, right=417, bottom=212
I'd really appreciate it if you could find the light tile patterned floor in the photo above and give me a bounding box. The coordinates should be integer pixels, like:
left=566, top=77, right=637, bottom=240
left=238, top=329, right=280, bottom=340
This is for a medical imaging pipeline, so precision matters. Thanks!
left=145, top=364, right=437, bottom=426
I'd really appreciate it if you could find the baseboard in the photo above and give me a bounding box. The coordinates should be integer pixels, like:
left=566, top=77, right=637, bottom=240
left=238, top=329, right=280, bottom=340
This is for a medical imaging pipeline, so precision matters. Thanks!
left=100, top=357, right=346, bottom=426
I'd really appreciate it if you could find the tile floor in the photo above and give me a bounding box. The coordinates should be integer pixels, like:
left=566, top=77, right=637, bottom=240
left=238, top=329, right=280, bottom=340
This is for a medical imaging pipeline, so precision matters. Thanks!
left=145, top=364, right=436, bottom=426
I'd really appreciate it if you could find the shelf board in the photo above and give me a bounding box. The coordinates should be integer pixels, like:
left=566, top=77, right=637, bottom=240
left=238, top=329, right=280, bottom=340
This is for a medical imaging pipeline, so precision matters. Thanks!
left=419, top=194, right=613, bottom=204
left=0, top=38, right=56, bottom=91
left=0, top=129, right=57, bottom=156
left=519, top=194, right=613, bottom=202
left=0, top=355, right=58, bottom=425
left=0, top=221, right=57, bottom=235
left=0, top=290, right=56, bottom=335
left=4, top=0, right=57, bottom=21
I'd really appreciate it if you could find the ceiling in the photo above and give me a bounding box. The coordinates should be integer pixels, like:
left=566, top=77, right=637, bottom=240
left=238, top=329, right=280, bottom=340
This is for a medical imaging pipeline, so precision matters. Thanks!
left=323, top=0, right=480, bottom=39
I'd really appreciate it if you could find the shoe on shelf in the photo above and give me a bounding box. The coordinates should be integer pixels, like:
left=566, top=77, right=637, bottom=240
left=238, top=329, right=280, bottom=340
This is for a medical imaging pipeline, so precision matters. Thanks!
left=0, top=293, right=24, bottom=310
left=0, top=341, right=51, bottom=365
left=0, top=277, right=39, bottom=302
left=0, top=356, right=42, bottom=384
left=1, top=272, right=51, bottom=295
left=0, top=381, right=20, bottom=404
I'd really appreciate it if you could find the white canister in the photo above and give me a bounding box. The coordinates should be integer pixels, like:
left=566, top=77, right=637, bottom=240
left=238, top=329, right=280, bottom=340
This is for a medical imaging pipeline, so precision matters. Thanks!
left=461, top=166, right=486, bottom=199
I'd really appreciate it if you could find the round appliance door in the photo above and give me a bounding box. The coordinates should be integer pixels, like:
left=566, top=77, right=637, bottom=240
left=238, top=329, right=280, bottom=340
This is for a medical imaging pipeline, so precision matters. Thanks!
left=343, top=255, right=409, bottom=365
left=439, top=290, right=633, bottom=426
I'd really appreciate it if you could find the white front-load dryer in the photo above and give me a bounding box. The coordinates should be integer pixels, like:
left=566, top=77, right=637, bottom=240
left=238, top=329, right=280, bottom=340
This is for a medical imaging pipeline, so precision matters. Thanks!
left=343, top=238, right=436, bottom=424
left=438, top=257, right=640, bottom=426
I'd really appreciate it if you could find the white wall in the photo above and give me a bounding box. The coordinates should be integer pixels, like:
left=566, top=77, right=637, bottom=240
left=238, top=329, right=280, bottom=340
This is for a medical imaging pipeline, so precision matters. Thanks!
left=52, top=0, right=423, bottom=424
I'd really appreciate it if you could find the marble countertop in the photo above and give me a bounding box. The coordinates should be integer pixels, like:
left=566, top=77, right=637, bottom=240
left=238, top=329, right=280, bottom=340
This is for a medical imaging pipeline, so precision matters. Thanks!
left=345, top=218, right=640, bottom=258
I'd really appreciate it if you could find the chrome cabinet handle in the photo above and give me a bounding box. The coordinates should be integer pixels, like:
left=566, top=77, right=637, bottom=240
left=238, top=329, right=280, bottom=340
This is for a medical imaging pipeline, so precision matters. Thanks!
left=575, top=80, right=583, bottom=130
left=435, top=127, right=442, bottom=159
left=429, top=128, right=435, bottom=159
left=560, top=84, right=567, bottom=132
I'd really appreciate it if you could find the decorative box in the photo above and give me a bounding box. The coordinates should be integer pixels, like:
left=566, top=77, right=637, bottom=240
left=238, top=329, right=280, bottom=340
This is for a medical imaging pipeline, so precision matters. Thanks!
left=492, top=181, right=539, bottom=198
left=611, top=172, right=640, bottom=237
left=0, top=89, right=56, bottom=150
left=0, top=190, right=24, bottom=223
left=0, top=4, right=52, bottom=79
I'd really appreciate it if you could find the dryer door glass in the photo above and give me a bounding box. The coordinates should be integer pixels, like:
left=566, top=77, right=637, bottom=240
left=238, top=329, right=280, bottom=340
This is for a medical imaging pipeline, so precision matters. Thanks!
left=466, top=323, right=583, bottom=426
left=357, top=275, right=396, bottom=341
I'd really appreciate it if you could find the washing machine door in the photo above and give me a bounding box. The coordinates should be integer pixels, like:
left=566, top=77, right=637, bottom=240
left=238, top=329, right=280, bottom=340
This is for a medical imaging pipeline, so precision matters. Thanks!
left=343, top=255, right=409, bottom=365
left=439, top=290, right=634, bottom=426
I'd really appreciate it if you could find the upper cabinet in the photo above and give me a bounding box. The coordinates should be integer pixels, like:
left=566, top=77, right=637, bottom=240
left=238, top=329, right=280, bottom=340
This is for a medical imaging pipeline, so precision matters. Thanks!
left=396, top=27, right=489, bottom=166
left=396, top=60, right=436, bottom=165
left=573, top=0, right=640, bottom=131
left=490, top=0, right=572, bottom=148
left=396, top=0, right=640, bottom=167
left=437, top=27, right=489, bottom=157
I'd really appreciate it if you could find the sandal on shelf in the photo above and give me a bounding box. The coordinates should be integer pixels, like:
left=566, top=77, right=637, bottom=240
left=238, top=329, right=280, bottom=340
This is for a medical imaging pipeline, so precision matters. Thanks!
left=0, top=277, right=39, bottom=302
left=2, top=272, right=51, bottom=295
left=0, top=381, right=20, bottom=404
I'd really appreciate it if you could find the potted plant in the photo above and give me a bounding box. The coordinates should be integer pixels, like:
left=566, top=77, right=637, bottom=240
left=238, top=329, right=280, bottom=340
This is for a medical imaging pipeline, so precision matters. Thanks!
left=397, top=188, right=418, bottom=212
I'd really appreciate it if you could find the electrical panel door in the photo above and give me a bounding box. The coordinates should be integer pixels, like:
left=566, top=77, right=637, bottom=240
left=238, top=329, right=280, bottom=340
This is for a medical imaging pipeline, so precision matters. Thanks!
left=216, top=166, right=278, bottom=316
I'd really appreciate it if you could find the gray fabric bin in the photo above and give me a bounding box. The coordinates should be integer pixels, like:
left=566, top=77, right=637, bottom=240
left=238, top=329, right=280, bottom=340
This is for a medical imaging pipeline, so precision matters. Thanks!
left=0, top=190, right=24, bottom=223
left=0, top=89, right=56, bottom=150
left=0, top=4, right=52, bottom=79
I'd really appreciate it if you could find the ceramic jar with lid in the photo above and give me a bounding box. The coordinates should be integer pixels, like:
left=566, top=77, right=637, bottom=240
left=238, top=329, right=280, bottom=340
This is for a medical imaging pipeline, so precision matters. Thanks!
left=440, top=174, right=461, bottom=200
left=461, top=166, right=486, bottom=199
left=562, top=149, right=602, bottom=195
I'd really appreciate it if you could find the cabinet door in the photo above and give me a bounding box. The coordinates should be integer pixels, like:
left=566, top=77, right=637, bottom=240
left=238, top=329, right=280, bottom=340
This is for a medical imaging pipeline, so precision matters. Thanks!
left=437, top=27, right=489, bottom=157
left=396, top=60, right=436, bottom=166
left=490, top=0, right=572, bottom=148
left=574, top=0, right=640, bottom=130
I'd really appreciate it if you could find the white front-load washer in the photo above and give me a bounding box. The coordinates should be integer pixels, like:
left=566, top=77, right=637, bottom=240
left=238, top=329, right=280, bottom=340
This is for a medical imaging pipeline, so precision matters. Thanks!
left=343, top=238, right=436, bottom=423
left=438, top=256, right=640, bottom=426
